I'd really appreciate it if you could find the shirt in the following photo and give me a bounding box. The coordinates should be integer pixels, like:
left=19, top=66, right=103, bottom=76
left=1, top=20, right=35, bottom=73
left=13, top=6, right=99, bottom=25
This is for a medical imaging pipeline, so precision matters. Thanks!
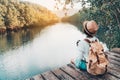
left=75, top=36, right=98, bottom=68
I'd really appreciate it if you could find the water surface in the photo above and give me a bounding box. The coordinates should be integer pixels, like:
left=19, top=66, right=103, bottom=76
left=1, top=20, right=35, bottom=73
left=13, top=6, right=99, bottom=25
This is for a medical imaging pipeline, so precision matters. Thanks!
left=0, top=23, right=107, bottom=80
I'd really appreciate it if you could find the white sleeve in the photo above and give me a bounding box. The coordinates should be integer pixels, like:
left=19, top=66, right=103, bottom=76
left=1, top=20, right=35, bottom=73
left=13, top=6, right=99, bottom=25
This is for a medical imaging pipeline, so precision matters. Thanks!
left=77, top=40, right=85, bottom=60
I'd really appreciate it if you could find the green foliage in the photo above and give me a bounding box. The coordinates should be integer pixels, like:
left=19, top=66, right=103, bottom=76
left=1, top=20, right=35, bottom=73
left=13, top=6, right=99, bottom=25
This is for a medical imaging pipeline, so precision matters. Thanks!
left=85, top=0, right=120, bottom=49
left=61, top=0, right=120, bottom=49
left=0, top=0, right=59, bottom=32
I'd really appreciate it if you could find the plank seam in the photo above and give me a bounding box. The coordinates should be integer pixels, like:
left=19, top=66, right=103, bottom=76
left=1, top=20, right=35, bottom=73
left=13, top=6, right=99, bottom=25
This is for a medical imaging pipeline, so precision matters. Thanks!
left=108, top=72, right=120, bottom=79
left=30, top=77, right=34, bottom=80
left=109, top=51, right=120, bottom=54
left=41, top=74, right=46, bottom=80
left=51, top=70, right=61, bottom=80
left=38, top=74, right=44, bottom=80
left=109, top=61, right=120, bottom=67
left=60, top=68, right=76, bottom=80
left=109, top=57, right=120, bottom=63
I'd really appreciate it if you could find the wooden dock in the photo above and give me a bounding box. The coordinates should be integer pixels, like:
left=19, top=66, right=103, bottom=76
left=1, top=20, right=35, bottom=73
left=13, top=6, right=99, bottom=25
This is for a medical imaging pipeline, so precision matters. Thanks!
left=27, top=48, right=120, bottom=80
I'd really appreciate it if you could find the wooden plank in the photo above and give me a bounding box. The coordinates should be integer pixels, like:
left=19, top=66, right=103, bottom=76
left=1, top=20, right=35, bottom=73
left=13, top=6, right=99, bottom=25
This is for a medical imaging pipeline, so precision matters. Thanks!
left=106, top=52, right=120, bottom=63
left=28, top=74, right=44, bottom=80
left=108, top=57, right=120, bottom=67
left=60, top=64, right=89, bottom=80
left=107, top=52, right=120, bottom=58
left=107, top=67, right=120, bottom=78
left=113, top=54, right=120, bottom=58
left=41, top=71, right=59, bottom=80
left=108, top=63, right=120, bottom=70
left=107, top=52, right=120, bottom=59
left=33, top=74, right=44, bottom=80
left=106, top=51, right=120, bottom=80
left=67, top=64, right=105, bottom=80
left=109, top=59, right=120, bottom=67
left=30, top=78, right=34, bottom=80
left=105, top=52, right=120, bottom=68
left=104, top=73, right=119, bottom=80
left=109, top=59, right=120, bottom=68
left=52, top=68, right=74, bottom=80
left=108, top=55, right=120, bottom=61
left=111, top=48, right=120, bottom=54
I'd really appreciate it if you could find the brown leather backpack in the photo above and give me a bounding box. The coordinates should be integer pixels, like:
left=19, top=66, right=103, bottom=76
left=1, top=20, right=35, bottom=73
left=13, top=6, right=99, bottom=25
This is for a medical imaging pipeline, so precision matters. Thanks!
left=85, top=39, right=109, bottom=75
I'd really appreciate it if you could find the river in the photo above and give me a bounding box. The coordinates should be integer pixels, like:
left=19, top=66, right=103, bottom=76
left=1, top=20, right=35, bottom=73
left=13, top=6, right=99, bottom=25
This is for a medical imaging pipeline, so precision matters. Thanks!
left=0, top=23, right=107, bottom=80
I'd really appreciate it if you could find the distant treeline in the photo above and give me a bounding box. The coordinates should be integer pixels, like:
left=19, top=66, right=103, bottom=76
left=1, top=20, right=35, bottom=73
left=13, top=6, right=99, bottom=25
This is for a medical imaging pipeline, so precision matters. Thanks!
left=0, top=0, right=59, bottom=33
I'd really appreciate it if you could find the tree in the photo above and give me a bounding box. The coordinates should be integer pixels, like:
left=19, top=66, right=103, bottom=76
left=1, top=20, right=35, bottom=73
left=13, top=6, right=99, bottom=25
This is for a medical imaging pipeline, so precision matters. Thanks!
left=0, top=0, right=59, bottom=33
left=85, top=0, right=120, bottom=49
left=60, top=0, right=120, bottom=48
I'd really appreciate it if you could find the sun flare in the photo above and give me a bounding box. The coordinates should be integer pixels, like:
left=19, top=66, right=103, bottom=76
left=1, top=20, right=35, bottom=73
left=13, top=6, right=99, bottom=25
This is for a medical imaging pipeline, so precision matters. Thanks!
left=21, top=0, right=56, bottom=10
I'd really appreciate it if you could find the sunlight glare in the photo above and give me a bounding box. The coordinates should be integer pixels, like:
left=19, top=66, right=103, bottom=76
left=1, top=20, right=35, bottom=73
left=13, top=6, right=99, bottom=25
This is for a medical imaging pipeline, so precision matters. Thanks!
left=21, top=0, right=56, bottom=10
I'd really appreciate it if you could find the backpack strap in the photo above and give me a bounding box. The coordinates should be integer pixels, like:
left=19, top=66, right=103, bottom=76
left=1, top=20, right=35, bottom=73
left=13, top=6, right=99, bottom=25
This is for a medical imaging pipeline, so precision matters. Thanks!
left=76, top=40, right=80, bottom=46
left=84, top=39, right=91, bottom=47
left=84, top=38, right=98, bottom=43
left=95, top=52, right=100, bottom=64
left=84, top=39, right=91, bottom=43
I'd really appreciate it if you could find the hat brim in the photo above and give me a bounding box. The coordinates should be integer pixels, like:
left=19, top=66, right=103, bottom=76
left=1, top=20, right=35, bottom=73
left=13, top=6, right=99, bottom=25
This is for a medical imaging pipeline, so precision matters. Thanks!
left=83, top=21, right=96, bottom=36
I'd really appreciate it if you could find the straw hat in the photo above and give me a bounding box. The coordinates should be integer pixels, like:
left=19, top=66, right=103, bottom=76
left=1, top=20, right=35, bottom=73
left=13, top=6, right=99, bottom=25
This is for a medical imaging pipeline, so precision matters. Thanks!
left=83, top=20, right=99, bottom=36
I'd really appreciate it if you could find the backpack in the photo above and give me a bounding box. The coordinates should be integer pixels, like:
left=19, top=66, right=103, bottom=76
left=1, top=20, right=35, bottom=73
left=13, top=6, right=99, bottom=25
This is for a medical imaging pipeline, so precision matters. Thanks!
left=84, top=39, right=109, bottom=75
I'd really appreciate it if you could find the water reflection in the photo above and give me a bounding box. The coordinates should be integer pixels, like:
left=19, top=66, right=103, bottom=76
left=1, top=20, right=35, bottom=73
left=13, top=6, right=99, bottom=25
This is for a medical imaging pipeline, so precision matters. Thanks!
left=0, top=27, right=43, bottom=54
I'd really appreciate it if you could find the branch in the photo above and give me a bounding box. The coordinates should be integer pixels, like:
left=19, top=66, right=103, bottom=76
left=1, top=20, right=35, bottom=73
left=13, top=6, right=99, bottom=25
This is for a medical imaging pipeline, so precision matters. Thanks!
left=117, top=8, right=120, bottom=14
left=111, top=10, right=120, bottom=28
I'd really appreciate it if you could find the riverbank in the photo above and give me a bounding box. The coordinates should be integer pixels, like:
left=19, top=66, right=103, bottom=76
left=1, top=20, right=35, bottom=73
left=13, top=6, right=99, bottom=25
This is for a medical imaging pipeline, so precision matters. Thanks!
left=0, top=21, right=59, bottom=34
left=27, top=48, right=120, bottom=80
left=0, top=0, right=59, bottom=34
